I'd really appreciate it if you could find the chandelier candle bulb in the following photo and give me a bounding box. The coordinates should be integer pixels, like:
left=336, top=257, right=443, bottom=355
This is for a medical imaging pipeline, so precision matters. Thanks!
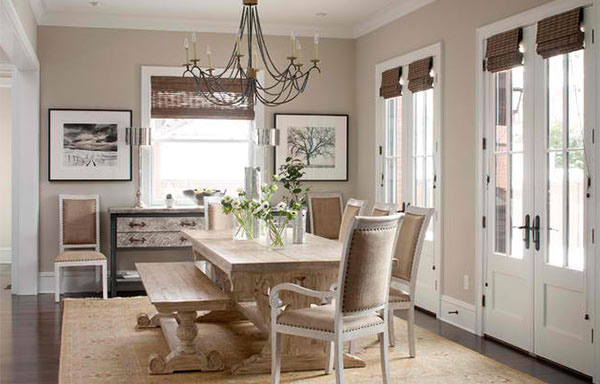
left=191, top=32, right=198, bottom=61
left=314, top=32, right=319, bottom=61
left=184, top=38, right=190, bottom=64
left=290, top=31, right=296, bottom=58
left=206, top=45, right=212, bottom=69
left=296, top=41, right=303, bottom=65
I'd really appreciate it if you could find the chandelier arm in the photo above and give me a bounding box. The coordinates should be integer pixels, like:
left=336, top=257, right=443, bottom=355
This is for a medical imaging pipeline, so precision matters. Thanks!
left=253, top=9, right=288, bottom=78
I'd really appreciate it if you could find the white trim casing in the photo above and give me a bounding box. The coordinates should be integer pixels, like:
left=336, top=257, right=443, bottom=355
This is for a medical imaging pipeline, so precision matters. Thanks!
left=374, top=42, right=443, bottom=317
left=0, top=248, right=11, bottom=264
left=352, top=0, right=438, bottom=38
left=440, top=295, right=477, bottom=334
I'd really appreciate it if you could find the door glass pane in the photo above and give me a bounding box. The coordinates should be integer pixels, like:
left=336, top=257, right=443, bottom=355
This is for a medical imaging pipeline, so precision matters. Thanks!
left=384, top=97, right=403, bottom=208
left=415, top=157, right=425, bottom=206
left=495, top=152, right=508, bottom=255
left=547, top=151, right=564, bottom=267
left=511, top=153, right=524, bottom=259
left=511, top=67, right=524, bottom=152
left=548, top=55, right=564, bottom=150
left=425, top=89, right=434, bottom=155
left=568, top=152, right=585, bottom=270
left=568, top=51, right=584, bottom=150
left=495, top=72, right=509, bottom=152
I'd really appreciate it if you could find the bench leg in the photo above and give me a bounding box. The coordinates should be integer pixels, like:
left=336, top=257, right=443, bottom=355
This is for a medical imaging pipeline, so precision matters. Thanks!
left=136, top=311, right=170, bottom=329
left=148, top=311, right=225, bottom=375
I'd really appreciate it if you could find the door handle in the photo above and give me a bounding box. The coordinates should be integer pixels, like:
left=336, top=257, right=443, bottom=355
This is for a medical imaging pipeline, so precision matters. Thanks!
left=513, top=214, right=531, bottom=249
left=531, top=215, right=541, bottom=251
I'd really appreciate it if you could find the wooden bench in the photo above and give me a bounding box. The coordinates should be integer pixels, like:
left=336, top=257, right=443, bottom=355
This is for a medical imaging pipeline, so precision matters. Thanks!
left=135, top=262, right=232, bottom=375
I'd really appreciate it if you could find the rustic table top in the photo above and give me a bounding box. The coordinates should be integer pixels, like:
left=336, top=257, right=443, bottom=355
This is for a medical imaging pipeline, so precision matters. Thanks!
left=182, top=229, right=343, bottom=274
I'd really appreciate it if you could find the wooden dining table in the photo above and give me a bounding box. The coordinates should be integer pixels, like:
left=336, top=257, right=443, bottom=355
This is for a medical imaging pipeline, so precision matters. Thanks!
left=182, top=229, right=367, bottom=374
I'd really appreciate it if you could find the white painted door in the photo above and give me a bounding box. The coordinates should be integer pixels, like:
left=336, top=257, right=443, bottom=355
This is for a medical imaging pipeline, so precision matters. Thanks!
left=484, top=14, right=594, bottom=375
left=381, top=85, right=440, bottom=315
left=532, top=38, right=594, bottom=375
left=484, top=26, right=536, bottom=351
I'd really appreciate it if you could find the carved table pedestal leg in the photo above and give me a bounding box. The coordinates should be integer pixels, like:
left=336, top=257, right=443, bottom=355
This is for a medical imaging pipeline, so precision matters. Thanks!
left=147, top=311, right=225, bottom=375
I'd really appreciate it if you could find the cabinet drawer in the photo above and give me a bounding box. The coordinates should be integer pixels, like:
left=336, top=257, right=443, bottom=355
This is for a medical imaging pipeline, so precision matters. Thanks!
left=117, top=216, right=203, bottom=233
left=116, top=232, right=191, bottom=248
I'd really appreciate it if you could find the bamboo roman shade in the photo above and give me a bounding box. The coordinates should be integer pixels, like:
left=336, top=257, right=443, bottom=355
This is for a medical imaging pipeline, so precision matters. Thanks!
left=485, top=28, right=523, bottom=73
left=408, top=57, right=434, bottom=93
left=380, top=67, right=402, bottom=99
left=536, top=8, right=584, bottom=59
left=151, top=76, right=255, bottom=120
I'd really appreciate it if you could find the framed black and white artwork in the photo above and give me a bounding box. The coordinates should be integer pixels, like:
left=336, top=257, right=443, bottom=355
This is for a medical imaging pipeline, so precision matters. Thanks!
left=274, top=114, right=348, bottom=181
left=49, top=109, right=132, bottom=181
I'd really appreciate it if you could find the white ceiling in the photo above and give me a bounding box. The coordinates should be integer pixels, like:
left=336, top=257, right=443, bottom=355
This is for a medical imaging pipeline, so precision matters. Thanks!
left=30, top=0, right=437, bottom=38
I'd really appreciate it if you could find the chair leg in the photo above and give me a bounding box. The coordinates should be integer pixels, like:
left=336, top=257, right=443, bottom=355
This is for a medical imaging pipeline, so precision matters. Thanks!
left=95, top=265, right=100, bottom=293
left=334, top=337, right=344, bottom=383
left=408, top=306, right=416, bottom=358
left=325, top=341, right=334, bottom=374
left=102, top=262, right=108, bottom=300
left=54, top=264, right=60, bottom=303
left=271, top=331, right=282, bottom=384
left=388, top=308, right=396, bottom=347
left=379, top=330, right=390, bottom=384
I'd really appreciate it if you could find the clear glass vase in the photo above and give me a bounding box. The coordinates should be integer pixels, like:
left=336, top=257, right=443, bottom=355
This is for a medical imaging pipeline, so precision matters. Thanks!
left=266, top=216, right=288, bottom=249
left=292, top=208, right=307, bottom=244
left=232, top=211, right=254, bottom=240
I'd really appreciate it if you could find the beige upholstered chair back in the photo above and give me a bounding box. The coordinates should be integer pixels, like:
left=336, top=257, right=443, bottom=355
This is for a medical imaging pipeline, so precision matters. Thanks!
left=338, top=198, right=368, bottom=242
left=336, top=214, right=402, bottom=315
left=59, top=194, right=100, bottom=253
left=391, top=206, right=434, bottom=289
left=307, top=192, right=344, bottom=240
left=370, top=202, right=398, bottom=217
left=204, top=196, right=232, bottom=231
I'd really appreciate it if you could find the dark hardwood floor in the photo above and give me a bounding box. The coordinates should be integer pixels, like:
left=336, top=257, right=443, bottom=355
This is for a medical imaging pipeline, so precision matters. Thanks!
left=0, top=265, right=592, bottom=383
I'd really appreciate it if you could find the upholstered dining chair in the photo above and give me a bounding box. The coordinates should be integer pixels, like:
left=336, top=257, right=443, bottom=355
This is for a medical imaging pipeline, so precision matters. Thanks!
left=307, top=192, right=344, bottom=239
left=370, top=202, right=398, bottom=216
left=55, top=194, right=107, bottom=302
left=338, top=198, right=368, bottom=243
left=270, top=214, right=402, bottom=384
left=385, top=205, right=433, bottom=356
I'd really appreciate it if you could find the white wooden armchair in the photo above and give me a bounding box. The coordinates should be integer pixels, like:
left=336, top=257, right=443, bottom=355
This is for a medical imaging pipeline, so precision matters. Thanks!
left=307, top=192, right=344, bottom=240
left=338, top=198, right=368, bottom=242
left=370, top=202, right=398, bottom=216
left=55, top=194, right=107, bottom=302
left=270, top=214, right=402, bottom=384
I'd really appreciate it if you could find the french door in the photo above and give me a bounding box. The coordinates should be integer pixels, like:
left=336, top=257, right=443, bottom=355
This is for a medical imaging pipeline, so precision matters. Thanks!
left=381, top=82, right=440, bottom=315
left=484, top=16, right=594, bottom=375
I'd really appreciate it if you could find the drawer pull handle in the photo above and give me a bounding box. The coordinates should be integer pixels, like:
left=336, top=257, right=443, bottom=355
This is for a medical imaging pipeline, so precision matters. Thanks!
left=128, top=237, right=146, bottom=244
left=129, top=221, right=147, bottom=228
left=447, top=310, right=459, bottom=315
left=180, top=236, right=188, bottom=242
left=180, top=220, right=197, bottom=227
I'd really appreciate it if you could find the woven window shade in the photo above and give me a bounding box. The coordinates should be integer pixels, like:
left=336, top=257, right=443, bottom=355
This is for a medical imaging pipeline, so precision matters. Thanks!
left=485, top=28, right=523, bottom=73
left=408, top=57, right=434, bottom=93
left=536, top=8, right=584, bottom=59
left=380, top=67, right=402, bottom=99
left=151, top=76, right=255, bottom=120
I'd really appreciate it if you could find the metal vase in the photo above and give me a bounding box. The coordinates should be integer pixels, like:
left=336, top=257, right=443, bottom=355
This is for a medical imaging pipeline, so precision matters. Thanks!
left=292, top=208, right=307, bottom=244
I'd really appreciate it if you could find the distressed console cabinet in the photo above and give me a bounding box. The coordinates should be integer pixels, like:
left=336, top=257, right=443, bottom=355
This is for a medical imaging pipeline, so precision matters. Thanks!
left=109, top=207, right=204, bottom=296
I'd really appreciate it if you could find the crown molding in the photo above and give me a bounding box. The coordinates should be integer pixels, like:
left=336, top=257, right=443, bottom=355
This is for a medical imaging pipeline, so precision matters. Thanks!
left=28, top=0, right=46, bottom=24
left=38, top=10, right=353, bottom=38
left=34, top=0, right=437, bottom=40
left=352, top=0, right=438, bottom=38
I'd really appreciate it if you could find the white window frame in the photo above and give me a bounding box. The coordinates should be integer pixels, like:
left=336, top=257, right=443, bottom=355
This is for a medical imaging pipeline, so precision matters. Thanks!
left=475, top=3, right=599, bottom=382
left=374, top=42, right=443, bottom=316
left=140, top=66, right=266, bottom=207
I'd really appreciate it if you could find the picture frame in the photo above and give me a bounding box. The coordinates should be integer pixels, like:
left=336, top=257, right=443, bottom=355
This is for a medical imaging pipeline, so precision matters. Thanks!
left=49, top=109, right=133, bottom=181
left=274, top=113, right=349, bottom=181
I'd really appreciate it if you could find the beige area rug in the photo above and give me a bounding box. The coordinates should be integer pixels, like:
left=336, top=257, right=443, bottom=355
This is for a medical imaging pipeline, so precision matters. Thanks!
left=60, top=297, right=543, bottom=383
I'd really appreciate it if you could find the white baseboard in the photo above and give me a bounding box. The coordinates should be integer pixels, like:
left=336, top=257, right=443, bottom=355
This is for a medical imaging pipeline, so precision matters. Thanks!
left=38, top=270, right=103, bottom=294
left=0, top=248, right=11, bottom=264
left=440, top=295, right=477, bottom=334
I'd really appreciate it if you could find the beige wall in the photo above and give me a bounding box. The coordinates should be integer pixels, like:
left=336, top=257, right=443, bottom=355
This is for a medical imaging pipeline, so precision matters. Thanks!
left=11, top=0, right=37, bottom=51
left=38, top=26, right=356, bottom=273
left=355, top=0, right=552, bottom=304
left=0, top=86, right=11, bottom=249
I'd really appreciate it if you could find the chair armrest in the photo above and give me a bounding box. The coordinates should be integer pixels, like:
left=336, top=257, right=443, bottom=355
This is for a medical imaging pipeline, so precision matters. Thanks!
left=269, top=283, right=336, bottom=309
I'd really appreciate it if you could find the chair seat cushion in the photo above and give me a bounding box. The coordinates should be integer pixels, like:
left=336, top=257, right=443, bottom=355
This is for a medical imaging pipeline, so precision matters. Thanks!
left=389, top=287, right=411, bottom=303
left=276, top=304, right=384, bottom=333
left=56, top=251, right=106, bottom=263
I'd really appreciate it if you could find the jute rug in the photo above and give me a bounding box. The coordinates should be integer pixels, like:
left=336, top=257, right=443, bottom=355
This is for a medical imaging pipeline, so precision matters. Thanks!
left=59, top=297, right=543, bottom=383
